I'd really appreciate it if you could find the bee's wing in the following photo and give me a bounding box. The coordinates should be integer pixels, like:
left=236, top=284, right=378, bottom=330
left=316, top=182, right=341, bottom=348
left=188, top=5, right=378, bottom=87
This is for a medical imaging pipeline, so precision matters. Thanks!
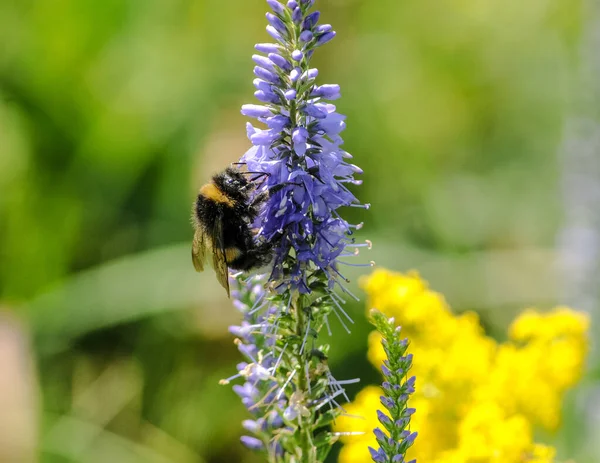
left=192, top=227, right=208, bottom=272
left=211, top=214, right=230, bottom=297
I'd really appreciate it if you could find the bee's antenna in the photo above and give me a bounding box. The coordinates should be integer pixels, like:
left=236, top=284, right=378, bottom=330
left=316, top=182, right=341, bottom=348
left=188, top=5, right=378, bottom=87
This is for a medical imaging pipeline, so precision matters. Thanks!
left=232, top=162, right=247, bottom=166
left=268, top=182, right=303, bottom=194
left=243, top=171, right=271, bottom=177
left=251, top=173, right=270, bottom=185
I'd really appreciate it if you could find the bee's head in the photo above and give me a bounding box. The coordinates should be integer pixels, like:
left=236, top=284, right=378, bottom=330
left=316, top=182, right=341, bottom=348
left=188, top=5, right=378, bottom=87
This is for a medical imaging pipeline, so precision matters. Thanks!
left=213, top=167, right=250, bottom=200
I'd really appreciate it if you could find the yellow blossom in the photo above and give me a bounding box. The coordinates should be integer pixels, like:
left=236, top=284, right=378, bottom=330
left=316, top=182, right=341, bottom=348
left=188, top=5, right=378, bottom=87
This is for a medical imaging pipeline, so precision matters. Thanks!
left=336, top=269, right=589, bottom=463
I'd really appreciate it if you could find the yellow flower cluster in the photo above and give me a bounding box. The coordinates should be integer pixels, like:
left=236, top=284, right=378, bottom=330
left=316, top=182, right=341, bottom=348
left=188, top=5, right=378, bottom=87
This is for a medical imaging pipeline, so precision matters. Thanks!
left=335, top=269, right=589, bottom=463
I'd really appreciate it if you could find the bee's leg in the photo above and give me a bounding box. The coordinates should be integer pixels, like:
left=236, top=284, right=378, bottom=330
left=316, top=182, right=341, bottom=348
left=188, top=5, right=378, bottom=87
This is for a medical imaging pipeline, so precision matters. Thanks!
left=250, top=191, right=269, bottom=209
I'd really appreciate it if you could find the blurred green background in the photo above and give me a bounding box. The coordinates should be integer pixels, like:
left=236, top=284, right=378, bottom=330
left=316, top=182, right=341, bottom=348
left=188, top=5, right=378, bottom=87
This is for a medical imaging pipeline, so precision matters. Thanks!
left=1, top=0, right=597, bottom=462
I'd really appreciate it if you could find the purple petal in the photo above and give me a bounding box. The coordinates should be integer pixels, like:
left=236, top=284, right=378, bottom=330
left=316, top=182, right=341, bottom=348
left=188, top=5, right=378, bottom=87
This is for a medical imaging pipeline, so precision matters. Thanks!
left=301, top=68, right=318, bottom=80
left=368, top=447, right=386, bottom=463
left=266, top=25, right=284, bottom=42
left=266, top=12, right=288, bottom=35
left=242, top=419, right=260, bottom=433
left=268, top=52, right=291, bottom=71
left=266, top=0, right=285, bottom=15
left=292, top=127, right=308, bottom=144
left=316, top=31, right=336, bottom=46
left=292, top=7, right=302, bottom=23
left=253, top=78, right=273, bottom=92
left=252, top=54, right=275, bottom=71
left=290, top=67, right=301, bottom=82
left=303, top=104, right=327, bottom=119
left=299, top=30, right=313, bottom=43
left=312, top=84, right=340, bottom=100
left=373, top=427, right=387, bottom=442
left=377, top=410, right=392, bottom=427
left=303, top=11, right=320, bottom=30
left=253, top=66, right=279, bottom=84
left=254, top=90, right=280, bottom=104
left=241, top=104, right=273, bottom=118
left=250, top=128, right=278, bottom=145
left=315, top=24, right=332, bottom=33
left=255, top=42, right=281, bottom=53
left=240, top=436, right=264, bottom=450
left=264, top=115, right=290, bottom=131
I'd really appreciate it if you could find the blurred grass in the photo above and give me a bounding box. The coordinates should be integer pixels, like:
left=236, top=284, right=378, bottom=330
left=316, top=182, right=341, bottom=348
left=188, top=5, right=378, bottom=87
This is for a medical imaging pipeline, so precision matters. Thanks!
left=0, top=0, right=593, bottom=462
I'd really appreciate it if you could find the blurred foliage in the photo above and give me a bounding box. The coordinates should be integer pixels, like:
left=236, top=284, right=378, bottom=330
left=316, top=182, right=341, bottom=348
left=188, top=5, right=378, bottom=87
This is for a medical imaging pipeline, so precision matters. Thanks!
left=0, top=0, right=592, bottom=462
left=336, top=269, right=589, bottom=463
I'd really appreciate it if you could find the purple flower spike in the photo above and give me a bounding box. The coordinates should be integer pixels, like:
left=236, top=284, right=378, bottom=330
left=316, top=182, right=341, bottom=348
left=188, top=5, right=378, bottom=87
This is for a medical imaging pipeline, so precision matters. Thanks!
left=229, top=1, right=369, bottom=459
left=241, top=0, right=368, bottom=310
left=368, top=311, right=418, bottom=463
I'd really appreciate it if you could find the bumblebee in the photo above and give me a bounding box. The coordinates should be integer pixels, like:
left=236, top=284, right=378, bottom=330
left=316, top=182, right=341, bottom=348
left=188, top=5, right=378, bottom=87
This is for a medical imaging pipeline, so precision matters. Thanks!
left=191, top=166, right=273, bottom=297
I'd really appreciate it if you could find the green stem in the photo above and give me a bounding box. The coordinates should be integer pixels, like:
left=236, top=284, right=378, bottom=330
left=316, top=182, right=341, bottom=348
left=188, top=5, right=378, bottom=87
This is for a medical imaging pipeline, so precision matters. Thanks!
left=294, top=294, right=317, bottom=463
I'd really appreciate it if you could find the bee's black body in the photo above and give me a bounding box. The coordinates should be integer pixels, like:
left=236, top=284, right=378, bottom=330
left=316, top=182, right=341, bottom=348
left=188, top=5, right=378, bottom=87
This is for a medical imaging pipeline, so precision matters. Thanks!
left=191, top=166, right=272, bottom=295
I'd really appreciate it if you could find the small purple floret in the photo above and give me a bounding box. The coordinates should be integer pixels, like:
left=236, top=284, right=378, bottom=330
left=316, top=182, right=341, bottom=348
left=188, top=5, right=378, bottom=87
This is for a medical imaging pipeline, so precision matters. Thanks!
left=316, top=31, right=336, bottom=46
left=241, top=436, right=264, bottom=451
left=266, top=0, right=285, bottom=15
left=266, top=13, right=288, bottom=35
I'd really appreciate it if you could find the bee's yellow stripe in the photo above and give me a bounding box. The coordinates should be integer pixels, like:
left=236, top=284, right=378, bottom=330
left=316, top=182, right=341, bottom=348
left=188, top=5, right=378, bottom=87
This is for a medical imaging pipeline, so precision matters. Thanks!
left=225, top=247, right=241, bottom=262
left=200, top=183, right=235, bottom=207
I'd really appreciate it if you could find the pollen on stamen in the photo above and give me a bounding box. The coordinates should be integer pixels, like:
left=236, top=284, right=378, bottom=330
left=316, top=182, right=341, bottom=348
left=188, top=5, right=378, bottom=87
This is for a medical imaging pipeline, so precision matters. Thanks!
left=351, top=222, right=364, bottom=230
